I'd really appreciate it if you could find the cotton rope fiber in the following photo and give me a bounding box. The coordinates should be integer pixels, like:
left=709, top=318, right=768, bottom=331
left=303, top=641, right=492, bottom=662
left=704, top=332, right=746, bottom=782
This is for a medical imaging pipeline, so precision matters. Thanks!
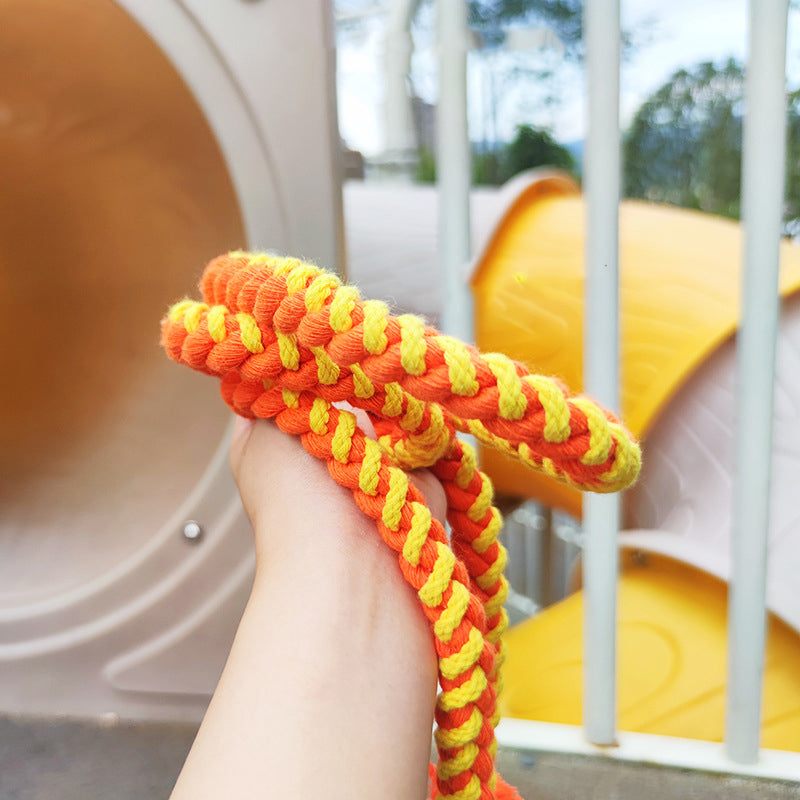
left=161, top=251, right=641, bottom=800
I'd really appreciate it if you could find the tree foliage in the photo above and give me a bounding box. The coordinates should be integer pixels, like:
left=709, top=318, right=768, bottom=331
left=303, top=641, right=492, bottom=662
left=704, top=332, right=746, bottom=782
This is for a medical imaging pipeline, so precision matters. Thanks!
left=786, top=88, right=800, bottom=226
left=455, top=0, right=642, bottom=59
left=417, top=125, right=575, bottom=186
left=624, top=59, right=800, bottom=227
left=466, top=0, right=582, bottom=54
left=624, top=59, right=744, bottom=219
left=502, top=124, right=575, bottom=179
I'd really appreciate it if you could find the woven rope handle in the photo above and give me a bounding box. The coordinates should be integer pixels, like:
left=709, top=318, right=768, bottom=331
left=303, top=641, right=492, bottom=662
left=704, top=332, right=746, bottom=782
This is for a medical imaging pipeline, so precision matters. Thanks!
left=161, top=252, right=641, bottom=800
left=169, top=251, right=640, bottom=491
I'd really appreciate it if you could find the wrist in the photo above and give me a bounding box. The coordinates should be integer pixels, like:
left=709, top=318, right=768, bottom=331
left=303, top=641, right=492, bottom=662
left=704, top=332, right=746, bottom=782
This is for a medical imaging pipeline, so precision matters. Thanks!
left=250, top=517, right=438, bottom=681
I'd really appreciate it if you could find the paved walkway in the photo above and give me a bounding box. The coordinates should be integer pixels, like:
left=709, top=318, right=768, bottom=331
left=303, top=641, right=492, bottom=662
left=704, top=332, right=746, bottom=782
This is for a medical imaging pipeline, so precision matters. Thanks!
left=343, top=181, right=506, bottom=325
left=2, top=715, right=797, bottom=800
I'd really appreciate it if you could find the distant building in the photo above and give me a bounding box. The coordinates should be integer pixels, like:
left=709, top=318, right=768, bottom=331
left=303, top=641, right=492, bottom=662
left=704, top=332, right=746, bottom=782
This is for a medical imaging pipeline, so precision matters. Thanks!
left=411, top=94, right=436, bottom=152
left=341, top=142, right=365, bottom=180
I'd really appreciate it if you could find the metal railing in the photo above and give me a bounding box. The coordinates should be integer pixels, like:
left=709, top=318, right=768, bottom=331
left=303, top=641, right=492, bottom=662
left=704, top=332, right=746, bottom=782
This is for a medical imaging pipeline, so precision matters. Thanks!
left=582, top=0, right=623, bottom=748
left=579, top=0, right=791, bottom=768
left=726, top=0, right=789, bottom=766
left=436, top=0, right=800, bottom=781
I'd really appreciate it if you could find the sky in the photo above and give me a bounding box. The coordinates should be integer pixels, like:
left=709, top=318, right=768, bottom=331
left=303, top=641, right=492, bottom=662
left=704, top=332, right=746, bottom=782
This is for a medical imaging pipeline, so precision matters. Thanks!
left=336, top=0, right=800, bottom=156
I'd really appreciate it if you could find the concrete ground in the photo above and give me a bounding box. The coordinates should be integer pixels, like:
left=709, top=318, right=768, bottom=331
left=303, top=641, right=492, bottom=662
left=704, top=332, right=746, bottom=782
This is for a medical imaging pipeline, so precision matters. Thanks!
left=2, top=714, right=798, bottom=800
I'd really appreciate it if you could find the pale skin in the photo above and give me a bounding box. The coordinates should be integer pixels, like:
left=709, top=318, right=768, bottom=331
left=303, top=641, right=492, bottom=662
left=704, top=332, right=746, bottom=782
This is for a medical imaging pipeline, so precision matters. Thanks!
left=169, top=414, right=445, bottom=800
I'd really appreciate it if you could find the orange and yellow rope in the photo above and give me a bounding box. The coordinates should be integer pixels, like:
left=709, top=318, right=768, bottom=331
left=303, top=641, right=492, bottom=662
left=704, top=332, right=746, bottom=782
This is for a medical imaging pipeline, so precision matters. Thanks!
left=161, top=251, right=641, bottom=800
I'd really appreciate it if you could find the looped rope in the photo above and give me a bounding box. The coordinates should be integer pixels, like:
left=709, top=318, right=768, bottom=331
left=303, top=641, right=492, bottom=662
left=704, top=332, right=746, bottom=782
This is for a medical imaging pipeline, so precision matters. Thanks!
left=161, top=251, right=641, bottom=800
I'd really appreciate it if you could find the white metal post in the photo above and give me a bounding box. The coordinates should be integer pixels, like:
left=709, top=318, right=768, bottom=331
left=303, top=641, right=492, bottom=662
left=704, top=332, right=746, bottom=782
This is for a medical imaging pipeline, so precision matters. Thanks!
left=583, top=0, right=621, bottom=746
left=382, top=0, right=420, bottom=167
left=726, top=0, right=789, bottom=765
left=436, top=0, right=473, bottom=342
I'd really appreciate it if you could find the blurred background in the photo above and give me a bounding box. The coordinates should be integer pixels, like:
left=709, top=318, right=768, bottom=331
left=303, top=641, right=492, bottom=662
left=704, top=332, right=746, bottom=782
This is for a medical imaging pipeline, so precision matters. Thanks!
left=337, top=0, right=800, bottom=225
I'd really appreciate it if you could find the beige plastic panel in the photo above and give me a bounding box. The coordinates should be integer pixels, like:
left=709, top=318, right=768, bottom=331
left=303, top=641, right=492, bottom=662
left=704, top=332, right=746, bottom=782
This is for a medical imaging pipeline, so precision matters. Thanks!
left=0, top=0, right=342, bottom=721
left=623, top=295, right=800, bottom=634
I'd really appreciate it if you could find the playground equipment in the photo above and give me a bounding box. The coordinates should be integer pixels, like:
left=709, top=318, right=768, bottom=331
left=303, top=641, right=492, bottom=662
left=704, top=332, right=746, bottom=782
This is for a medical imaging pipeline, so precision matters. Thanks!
left=471, top=171, right=800, bottom=751
left=0, top=0, right=342, bottom=721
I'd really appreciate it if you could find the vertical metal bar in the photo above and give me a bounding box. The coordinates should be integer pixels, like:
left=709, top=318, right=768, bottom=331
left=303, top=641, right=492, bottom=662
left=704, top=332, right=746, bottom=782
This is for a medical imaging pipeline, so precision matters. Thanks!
left=437, top=0, right=474, bottom=342
left=523, top=516, right=539, bottom=600
left=726, top=0, right=789, bottom=765
left=538, top=507, right=554, bottom=606
left=583, top=0, right=621, bottom=746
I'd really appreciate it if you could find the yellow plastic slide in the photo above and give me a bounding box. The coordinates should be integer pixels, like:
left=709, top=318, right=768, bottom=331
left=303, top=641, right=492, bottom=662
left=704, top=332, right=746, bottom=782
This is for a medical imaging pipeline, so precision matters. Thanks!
left=472, top=171, right=800, bottom=751
left=501, top=553, right=800, bottom=750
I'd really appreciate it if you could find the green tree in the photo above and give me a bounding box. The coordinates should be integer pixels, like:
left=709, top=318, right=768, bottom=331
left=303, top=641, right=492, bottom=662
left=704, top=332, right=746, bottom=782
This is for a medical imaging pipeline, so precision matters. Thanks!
left=499, top=124, right=575, bottom=182
left=785, top=88, right=800, bottom=226
left=472, top=149, right=503, bottom=185
left=417, top=126, right=575, bottom=186
left=465, top=0, right=582, bottom=55
left=623, top=59, right=744, bottom=219
left=624, top=58, right=800, bottom=231
left=336, top=0, right=583, bottom=52
left=415, top=145, right=437, bottom=182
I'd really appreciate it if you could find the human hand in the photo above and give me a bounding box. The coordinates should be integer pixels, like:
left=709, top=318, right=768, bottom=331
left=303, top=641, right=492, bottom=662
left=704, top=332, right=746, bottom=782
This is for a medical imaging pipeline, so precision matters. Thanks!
left=172, top=412, right=448, bottom=800
left=230, top=410, right=447, bottom=584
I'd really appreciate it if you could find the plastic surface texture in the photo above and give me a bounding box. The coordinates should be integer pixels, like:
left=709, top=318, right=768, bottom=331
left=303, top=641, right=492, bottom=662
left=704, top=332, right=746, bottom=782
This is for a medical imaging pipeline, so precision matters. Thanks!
left=471, top=173, right=800, bottom=515
left=621, top=294, right=800, bottom=635
left=0, top=0, right=343, bottom=723
left=500, top=553, right=800, bottom=752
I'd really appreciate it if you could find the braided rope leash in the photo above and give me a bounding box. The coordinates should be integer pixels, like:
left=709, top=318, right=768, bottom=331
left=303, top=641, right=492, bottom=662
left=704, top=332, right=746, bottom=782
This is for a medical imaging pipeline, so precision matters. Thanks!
left=161, top=252, right=641, bottom=800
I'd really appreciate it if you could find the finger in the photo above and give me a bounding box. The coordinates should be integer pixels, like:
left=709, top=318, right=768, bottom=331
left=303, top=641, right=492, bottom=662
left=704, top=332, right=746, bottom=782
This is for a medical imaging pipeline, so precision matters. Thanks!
left=230, top=412, right=447, bottom=533
left=407, top=469, right=448, bottom=525
left=334, top=404, right=447, bottom=522
left=229, top=414, right=255, bottom=476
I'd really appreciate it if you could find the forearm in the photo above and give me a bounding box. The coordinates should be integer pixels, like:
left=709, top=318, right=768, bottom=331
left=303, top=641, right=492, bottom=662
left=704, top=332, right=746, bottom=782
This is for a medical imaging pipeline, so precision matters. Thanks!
left=170, top=519, right=438, bottom=800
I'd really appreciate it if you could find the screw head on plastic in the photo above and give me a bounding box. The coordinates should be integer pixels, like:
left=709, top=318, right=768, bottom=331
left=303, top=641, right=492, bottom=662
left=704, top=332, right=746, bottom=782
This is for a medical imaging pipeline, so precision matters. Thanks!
left=182, top=520, right=203, bottom=543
